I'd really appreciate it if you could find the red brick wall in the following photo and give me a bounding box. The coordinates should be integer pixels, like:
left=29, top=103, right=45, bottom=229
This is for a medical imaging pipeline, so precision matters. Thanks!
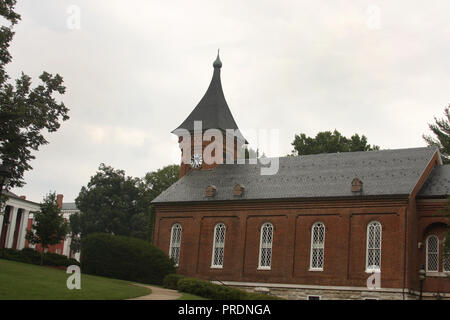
left=154, top=198, right=436, bottom=291
left=25, top=218, right=66, bottom=255
left=178, top=133, right=239, bottom=178
left=416, top=199, right=450, bottom=294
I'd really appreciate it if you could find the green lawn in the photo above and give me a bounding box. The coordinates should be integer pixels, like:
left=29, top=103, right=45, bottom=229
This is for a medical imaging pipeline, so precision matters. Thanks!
left=177, top=293, right=209, bottom=300
left=0, top=259, right=151, bottom=300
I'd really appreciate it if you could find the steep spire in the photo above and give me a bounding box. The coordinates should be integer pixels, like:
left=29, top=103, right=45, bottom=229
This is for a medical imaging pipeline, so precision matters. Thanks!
left=213, top=49, right=222, bottom=68
left=172, top=51, right=243, bottom=137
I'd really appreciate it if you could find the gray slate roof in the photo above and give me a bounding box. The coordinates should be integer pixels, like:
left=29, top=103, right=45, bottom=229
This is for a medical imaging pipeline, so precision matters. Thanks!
left=418, top=164, right=450, bottom=198
left=4, top=190, right=40, bottom=205
left=172, top=54, right=242, bottom=135
left=153, top=147, right=439, bottom=203
left=61, top=202, right=78, bottom=210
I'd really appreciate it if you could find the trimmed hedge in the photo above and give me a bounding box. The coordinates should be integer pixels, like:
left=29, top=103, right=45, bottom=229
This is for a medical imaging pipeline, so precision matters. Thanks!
left=1, top=248, right=80, bottom=267
left=177, top=277, right=282, bottom=300
left=81, top=233, right=175, bottom=285
left=163, top=273, right=186, bottom=290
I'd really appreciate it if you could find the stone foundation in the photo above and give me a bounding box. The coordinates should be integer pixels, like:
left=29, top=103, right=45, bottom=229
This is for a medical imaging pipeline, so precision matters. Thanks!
left=226, top=284, right=448, bottom=300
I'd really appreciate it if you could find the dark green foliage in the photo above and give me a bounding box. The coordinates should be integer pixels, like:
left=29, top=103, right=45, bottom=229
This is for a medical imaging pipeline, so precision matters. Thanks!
left=75, top=164, right=149, bottom=239
left=423, top=105, right=450, bottom=164
left=68, top=209, right=81, bottom=254
left=43, top=252, right=79, bottom=267
left=177, top=277, right=282, bottom=300
left=162, top=273, right=186, bottom=290
left=1, top=247, right=79, bottom=267
left=0, top=0, right=69, bottom=193
left=73, top=164, right=180, bottom=243
left=17, top=248, right=41, bottom=264
left=291, top=129, right=379, bottom=156
left=1, top=248, right=20, bottom=260
left=25, top=192, right=69, bottom=265
left=143, top=164, right=180, bottom=200
left=80, top=233, right=175, bottom=285
left=142, top=165, right=180, bottom=242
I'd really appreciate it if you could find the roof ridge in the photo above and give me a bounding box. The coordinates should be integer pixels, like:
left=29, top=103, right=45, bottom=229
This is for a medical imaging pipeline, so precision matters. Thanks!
left=260, top=146, right=437, bottom=162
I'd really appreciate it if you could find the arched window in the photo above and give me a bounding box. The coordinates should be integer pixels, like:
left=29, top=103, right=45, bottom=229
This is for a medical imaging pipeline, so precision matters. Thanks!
left=258, top=223, right=273, bottom=269
left=310, top=222, right=325, bottom=270
left=366, top=221, right=382, bottom=272
left=426, top=235, right=439, bottom=272
left=211, top=223, right=226, bottom=268
left=169, top=223, right=182, bottom=267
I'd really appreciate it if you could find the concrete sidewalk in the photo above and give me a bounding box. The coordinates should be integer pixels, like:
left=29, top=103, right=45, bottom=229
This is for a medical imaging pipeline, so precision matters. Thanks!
left=128, top=284, right=182, bottom=300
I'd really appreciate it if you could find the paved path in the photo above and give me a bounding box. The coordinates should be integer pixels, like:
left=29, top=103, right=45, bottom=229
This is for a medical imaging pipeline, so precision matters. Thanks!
left=128, top=283, right=182, bottom=300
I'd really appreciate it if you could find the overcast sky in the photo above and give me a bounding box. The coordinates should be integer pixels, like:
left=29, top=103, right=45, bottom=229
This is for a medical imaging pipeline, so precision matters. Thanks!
left=7, top=0, right=450, bottom=203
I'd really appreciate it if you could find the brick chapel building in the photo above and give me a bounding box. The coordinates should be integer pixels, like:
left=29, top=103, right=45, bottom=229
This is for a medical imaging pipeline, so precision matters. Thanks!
left=152, top=53, right=450, bottom=300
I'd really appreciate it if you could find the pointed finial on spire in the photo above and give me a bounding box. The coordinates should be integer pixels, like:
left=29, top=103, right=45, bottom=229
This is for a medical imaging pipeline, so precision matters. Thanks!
left=213, top=49, right=222, bottom=68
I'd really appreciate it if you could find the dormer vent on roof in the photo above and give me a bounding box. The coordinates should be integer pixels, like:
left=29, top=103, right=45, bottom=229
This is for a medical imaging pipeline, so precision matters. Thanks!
left=351, top=178, right=363, bottom=193
left=233, top=184, right=245, bottom=196
left=206, top=185, right=217, bottom=197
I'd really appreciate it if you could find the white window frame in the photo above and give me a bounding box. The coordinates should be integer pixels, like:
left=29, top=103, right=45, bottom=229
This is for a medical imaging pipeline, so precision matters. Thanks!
left=169, top=223, right=182, bottom=267
left=211, top=223, right=226, bottom=268
left=426, top=235, right=439, bottom=272
left=309, top=222, right=325, bottom=271
left=365, top=221, right=382, bottom=273
left=258, top=223, right=273, bottom=270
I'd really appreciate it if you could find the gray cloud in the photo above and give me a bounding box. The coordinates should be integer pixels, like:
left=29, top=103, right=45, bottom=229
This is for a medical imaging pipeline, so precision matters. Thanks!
left=7, top=0, right=450, bottom=202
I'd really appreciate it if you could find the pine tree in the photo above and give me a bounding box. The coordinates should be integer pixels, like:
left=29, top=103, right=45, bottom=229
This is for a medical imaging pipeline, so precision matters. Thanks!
left=423, top=105, right=450, bottom=164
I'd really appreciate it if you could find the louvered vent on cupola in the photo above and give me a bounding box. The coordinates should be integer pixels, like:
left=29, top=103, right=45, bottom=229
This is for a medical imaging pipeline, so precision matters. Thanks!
left=351, top=178, right=363, bottom=193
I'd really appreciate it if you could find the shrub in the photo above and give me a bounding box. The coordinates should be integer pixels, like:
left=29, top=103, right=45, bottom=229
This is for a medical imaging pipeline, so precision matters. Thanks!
left=2, top=248, right=21, bottom=261
left=177, top=277, right=282, bottom=300
left=81, top=233, right=175, bottom=285
left=44, top=252, right=78, bottom=267
left=0, top=248, right=80, bottom=267
left=20, top=248, right=42, bottom=264
left=163, top=273, right=186, bottom=290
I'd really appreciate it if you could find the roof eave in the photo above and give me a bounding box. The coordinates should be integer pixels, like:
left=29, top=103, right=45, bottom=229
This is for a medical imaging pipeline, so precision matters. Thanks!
left=152, top=193, right=411, bottom=205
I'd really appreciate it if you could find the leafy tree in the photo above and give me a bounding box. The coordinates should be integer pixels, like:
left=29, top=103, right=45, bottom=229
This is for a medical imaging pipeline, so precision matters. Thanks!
left=25, top=192, right=69, bottom=265
left=74, top=164, right=151, bottom=240
left=68, top=212, right=81, bottom=255
left=143, top=164, right=180, bottom=200
left=291, top=129, right=380, bottom=156
left=423, top=105, right=450, bottom=164
left=0, top=0, right=69, bottom=198
left=72, top=164, right=180, bottom=246
left=142, top=164, right=179, bottom=242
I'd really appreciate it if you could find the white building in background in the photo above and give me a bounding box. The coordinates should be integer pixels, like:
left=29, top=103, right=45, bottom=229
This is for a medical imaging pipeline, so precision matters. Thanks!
left=0, top=191, right=39, bottom=251
left=0, top=192, right=80, bottom=261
